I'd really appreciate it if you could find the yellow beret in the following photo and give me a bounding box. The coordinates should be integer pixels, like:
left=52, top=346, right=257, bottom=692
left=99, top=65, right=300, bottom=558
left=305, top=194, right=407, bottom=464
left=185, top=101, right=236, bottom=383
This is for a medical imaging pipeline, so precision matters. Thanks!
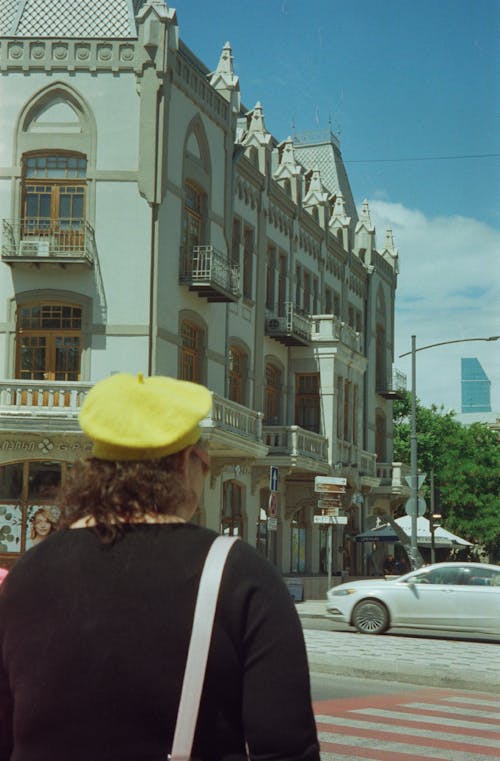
left=79, top=373, right=212, bottom=461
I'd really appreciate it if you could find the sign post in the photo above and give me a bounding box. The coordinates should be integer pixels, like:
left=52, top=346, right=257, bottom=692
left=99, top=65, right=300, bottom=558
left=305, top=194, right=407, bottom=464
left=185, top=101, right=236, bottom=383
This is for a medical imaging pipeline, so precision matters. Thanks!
left=314, top=477, right=347, bottom=591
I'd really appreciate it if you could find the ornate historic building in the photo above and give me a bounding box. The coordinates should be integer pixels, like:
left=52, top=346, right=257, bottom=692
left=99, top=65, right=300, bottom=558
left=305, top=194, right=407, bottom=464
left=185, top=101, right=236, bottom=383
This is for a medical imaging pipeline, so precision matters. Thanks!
left=0, top=0, right=408, bottom=590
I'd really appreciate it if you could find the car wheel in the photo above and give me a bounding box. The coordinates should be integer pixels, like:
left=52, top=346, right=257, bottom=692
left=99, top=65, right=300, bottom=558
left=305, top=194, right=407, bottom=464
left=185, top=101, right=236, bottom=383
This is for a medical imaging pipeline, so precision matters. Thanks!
left=352, top=599, right=389, bottom=634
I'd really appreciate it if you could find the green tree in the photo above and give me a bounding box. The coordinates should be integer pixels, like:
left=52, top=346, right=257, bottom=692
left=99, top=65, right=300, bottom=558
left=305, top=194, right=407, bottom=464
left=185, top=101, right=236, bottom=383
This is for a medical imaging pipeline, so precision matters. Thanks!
left=393, top=393, right=500, bottom=561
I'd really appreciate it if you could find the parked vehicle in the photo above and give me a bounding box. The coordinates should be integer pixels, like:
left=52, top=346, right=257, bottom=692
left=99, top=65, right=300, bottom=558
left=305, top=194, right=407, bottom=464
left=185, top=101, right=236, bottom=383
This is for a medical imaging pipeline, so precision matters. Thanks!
left=326, top=562, right=500, bottom=635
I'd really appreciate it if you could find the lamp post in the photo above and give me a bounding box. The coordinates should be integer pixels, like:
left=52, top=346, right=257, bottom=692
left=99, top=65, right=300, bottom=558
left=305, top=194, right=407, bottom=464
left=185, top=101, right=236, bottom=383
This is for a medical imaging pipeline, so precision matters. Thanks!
left=399, top=334, right=499, bottom=569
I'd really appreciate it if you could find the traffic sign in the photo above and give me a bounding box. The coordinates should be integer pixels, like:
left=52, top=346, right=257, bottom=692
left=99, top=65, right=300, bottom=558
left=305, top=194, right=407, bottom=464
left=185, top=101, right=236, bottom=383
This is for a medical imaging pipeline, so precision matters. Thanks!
left=268, top=492, right=278, bottom=517
left=267, top=517, right=277, bottom=531
left=405, top=496, right=426, bottom=517
left=269, top=466, right=279, bottom=492
left=405, top=474, right=427, bottom=490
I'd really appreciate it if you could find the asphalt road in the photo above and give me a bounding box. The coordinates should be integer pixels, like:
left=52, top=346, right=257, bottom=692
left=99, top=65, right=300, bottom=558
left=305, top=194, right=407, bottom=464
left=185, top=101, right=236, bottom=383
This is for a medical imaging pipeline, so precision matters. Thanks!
left=301, top=615, right=500, bottom=643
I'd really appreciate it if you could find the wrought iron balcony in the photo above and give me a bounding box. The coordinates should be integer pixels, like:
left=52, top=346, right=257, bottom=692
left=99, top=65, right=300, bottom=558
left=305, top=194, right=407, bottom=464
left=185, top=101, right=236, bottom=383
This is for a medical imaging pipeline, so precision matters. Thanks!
left=1, top=218, right=95, bottom=266
left=179, top=245, right=240, bottom=303
left=376, top=368, right=407, bottom=400
left=265, top=303, right=312, bottom=346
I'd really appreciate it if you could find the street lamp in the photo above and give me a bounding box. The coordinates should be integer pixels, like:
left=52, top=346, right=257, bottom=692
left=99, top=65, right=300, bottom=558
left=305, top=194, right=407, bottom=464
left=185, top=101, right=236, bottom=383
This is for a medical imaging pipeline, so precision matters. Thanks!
left=399, top=334, right=499, bottom=569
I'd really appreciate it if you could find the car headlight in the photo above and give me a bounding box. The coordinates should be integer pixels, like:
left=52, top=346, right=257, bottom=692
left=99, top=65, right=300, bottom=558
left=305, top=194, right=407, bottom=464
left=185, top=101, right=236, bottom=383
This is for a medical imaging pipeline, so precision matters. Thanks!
left=330, top=588, right=358, bottom=596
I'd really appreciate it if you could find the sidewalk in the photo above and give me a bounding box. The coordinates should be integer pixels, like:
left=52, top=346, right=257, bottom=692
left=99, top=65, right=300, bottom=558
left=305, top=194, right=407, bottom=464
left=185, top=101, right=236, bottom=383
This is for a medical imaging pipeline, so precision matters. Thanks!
left=296, top=600, right=500, bottom=693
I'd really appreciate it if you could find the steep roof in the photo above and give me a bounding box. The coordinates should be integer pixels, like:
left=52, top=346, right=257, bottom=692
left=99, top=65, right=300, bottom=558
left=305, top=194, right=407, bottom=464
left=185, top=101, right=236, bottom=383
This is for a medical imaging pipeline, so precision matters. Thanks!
left=0, top=0, right=151, bottom=38
left=292, top=130, right=359, bottom=226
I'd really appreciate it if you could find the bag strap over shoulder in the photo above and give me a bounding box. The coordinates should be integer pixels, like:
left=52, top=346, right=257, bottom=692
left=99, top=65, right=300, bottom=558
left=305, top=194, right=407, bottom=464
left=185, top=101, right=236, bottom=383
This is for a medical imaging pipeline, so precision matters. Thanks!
left=169, top=535, right=240, bottom=761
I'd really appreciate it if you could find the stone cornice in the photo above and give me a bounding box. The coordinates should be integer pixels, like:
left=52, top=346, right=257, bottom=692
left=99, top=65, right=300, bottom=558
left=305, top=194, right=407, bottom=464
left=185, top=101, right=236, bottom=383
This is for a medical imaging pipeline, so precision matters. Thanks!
left=0, top=38, right=138, bottom=73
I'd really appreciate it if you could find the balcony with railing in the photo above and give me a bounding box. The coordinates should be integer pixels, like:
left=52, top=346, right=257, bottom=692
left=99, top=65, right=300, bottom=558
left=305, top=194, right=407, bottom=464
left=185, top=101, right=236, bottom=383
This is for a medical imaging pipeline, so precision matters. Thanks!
left=265, top=302, right=312, bottom=346
left=1, top=218, right=95, bottom=266
left=375, top=461, right=412, bottom=495
left=0, top=379, right=267, bottom=457
left=179, top=245, right=240, bottom=303
left=311, top=314, right=362, bottom=353
left=263, top=425, right=329, bottom=465
left=376, top=367, right=407, bottom=400
left=332, top=439, right=378, bottom=483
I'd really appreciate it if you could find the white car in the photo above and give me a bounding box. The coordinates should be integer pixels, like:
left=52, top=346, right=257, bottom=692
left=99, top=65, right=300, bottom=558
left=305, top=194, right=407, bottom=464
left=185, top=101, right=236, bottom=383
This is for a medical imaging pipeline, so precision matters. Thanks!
left=326, top=562, right=500, bottom=635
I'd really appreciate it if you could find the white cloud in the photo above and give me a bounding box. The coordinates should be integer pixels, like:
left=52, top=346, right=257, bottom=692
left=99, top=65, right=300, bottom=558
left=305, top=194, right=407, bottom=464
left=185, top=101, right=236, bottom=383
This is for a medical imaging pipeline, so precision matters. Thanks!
left=369, top=200, right=500, bottom=414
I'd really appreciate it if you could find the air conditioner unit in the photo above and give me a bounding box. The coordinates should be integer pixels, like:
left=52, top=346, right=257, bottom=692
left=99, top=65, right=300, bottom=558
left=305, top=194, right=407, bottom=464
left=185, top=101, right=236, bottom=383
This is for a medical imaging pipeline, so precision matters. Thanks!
left=19, top=239, right=50, bottom=257
left=266, top=317, right=286, bottom=332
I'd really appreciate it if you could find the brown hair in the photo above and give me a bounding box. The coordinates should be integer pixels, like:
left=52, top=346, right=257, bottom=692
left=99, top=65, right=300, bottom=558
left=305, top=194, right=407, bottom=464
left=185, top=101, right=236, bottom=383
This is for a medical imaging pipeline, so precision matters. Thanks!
left=58, top=456, right=195, bottom=543
left=30, top=508, right=58, bottom=540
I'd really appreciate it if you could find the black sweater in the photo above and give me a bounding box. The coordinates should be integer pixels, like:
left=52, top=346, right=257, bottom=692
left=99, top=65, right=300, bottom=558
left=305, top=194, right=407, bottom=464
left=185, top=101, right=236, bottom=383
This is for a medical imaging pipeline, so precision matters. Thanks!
left=0, top=523, right=320, bottom=760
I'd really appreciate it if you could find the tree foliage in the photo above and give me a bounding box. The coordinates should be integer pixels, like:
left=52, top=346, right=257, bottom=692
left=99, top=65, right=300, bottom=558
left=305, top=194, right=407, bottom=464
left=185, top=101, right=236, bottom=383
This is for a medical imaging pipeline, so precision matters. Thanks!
left=393, top=393, right=500, bottom=561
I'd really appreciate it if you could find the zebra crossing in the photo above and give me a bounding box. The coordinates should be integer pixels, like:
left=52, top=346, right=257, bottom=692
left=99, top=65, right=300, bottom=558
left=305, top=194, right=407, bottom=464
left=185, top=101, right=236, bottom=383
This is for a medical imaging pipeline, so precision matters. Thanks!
left=314, top=688, right=500, bottom=761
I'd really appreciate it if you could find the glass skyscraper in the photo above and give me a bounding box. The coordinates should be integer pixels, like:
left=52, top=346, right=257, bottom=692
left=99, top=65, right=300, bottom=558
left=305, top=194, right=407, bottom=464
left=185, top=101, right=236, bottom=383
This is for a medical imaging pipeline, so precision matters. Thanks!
left=461, top=358, right=491, bottom=413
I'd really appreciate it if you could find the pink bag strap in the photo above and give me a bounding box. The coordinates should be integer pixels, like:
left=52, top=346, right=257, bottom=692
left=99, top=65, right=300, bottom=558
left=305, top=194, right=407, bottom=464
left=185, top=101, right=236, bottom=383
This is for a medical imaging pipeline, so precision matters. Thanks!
left=169, top=535, right=240, bottom=761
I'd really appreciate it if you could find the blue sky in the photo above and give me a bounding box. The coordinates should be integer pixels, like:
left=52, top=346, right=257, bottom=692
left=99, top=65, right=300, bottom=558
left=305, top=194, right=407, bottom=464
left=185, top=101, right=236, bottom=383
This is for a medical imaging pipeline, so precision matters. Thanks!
left=175, top=0, right=499, bottom=413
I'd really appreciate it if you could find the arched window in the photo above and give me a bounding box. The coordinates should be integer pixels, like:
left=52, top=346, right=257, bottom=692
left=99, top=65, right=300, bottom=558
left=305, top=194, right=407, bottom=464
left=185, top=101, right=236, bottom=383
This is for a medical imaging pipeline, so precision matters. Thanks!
left=16, top=302, right=82, bottom=382
left=180, top=319, right=204, bottom=384
left=264, top=363, right=281, bottom=424
left=21, top=152, right=87, bottom=251
left=290, top=507, right=307, bottom=573
left=228, top=345, right=247, bottom=404
left=221, top=480, right=243, bottom=536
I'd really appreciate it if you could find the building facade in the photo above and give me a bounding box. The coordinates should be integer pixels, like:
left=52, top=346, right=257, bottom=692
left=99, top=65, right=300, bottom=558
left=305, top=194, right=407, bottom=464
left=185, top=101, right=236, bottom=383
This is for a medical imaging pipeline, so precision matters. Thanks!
left=0, top=0, right=409, bottom=589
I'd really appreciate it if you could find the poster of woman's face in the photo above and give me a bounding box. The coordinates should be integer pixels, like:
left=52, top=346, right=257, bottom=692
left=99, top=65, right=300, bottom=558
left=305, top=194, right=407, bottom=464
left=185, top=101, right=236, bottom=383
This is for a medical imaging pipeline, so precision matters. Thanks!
left=25, top=506, right=59, bottom=549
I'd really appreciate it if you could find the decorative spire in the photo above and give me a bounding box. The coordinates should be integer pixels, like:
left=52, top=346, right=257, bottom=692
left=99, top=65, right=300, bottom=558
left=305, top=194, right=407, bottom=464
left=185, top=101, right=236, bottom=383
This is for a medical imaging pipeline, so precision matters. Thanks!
left=209, top=41, right=240, bottom=111
left=358, top=199, right=374, bottom=231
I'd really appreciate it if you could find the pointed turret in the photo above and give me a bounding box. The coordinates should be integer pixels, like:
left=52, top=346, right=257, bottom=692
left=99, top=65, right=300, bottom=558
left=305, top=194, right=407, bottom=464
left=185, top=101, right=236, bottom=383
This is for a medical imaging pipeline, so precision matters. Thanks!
left=209, top=41, right=240, bottom=113
left=380, top=228, right=400, bottom=273
left=239, top=101, right=272, bottom=174
left=354, top=199, right=376, bottom=264
left=329, top=191, right=351, bottom=251
left=302, top=167, right=329, bottom=228
left=272, top=137, right=304, bottom=203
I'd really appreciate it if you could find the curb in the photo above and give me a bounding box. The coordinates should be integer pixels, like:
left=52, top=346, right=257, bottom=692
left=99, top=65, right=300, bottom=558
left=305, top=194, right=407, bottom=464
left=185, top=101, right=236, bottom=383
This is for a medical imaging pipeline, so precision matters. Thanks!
left=306, top=652, right=500, bottom=694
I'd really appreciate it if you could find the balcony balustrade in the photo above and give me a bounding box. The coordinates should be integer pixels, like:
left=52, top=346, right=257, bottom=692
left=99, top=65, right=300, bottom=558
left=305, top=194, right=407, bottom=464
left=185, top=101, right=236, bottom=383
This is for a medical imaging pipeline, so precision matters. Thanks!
left=263, top=425, right=329, bottom=463
left=376, top=461, right=412, bottom=494
left=311, top=315, right=362, bottom=353
left=202, top=393, right=263, bottom=443
left=0, top=381, right=265, bottom=454
left=1, top=218, right=95, bottom=266
left=179, top=245, right=240, bottom=302
left=332, top=439, right=378, bottom=480
left=265, top=302, right=312, bottom=346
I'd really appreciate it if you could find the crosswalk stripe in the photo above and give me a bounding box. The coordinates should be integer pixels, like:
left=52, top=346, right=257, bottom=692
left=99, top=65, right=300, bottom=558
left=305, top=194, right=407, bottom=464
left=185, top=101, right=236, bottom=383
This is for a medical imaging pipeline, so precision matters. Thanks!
left=402, top=701, right=500, bottom=719
left=315, top=714, right=500, bottom=748
left=317, top=731, right=499, bottom=760
left=352, top=706, right=500, bottom=730
left=314, top=690, right=500, bottom=761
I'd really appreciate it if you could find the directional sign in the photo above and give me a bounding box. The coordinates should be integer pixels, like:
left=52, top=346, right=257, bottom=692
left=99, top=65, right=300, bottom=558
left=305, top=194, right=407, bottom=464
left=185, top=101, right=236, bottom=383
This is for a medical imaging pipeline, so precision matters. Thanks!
left=405, top=474, right=427, bottom=490
left=405, top=496, right=426, bottom=517
left=317, top=499, right=341, bottom=512
left=314, top=476, right=347, bottom=494
left=269, top=466, right=279, bottom=493
left=314, top=515, right=348, bottom=524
